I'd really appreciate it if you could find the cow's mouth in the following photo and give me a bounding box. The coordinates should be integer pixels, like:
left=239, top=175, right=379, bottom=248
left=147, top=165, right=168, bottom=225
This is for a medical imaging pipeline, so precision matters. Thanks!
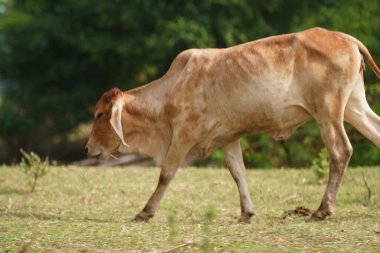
left=87, top=148, right=109, bottom=161
left=94, top=151, right=109, bottom=161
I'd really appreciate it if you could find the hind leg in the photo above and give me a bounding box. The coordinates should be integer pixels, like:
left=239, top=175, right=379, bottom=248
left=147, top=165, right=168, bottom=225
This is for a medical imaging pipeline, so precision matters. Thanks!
left=310, top=78, right=355, bottom=219
left=312, top=118, right=353, bottom=219
left=344, top=76, right=380, bottom=148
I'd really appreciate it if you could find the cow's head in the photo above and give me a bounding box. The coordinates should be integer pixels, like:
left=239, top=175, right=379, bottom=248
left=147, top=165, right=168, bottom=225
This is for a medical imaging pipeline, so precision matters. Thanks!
left=85, top=87, right=130, bottom=160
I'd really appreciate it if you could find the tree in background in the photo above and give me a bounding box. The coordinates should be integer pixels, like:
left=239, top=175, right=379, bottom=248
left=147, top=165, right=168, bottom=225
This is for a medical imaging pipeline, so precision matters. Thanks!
left=0, top=0, right=379, bottom=167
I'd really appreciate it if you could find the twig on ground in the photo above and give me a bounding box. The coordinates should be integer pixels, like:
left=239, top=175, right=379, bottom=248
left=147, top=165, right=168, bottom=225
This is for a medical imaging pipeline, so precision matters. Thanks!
left=259, top=187, right=266, bottom=204
left=154, top=241, right=195, bottom=253
left=361, top=172, right=372, bottom=204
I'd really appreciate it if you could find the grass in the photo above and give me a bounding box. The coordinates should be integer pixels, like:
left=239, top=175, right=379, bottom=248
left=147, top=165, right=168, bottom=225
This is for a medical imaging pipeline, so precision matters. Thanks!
left=0, top=165, right=379, bottom=252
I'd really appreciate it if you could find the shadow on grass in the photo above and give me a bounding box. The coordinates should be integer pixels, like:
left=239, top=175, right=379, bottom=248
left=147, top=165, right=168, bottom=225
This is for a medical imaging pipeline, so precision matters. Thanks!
left=0, top=187, right=29, bottom=195
left=0, top=211, right=118, bottom=223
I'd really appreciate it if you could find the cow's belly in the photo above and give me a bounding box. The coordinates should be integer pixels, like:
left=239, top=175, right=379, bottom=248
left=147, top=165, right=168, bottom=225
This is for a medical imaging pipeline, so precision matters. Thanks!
left=187, top=102, right=311, bottom=158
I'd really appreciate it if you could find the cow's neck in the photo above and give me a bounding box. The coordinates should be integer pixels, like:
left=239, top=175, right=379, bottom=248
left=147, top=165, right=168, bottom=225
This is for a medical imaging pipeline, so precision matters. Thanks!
left=121, top=78, right=172, bottom=166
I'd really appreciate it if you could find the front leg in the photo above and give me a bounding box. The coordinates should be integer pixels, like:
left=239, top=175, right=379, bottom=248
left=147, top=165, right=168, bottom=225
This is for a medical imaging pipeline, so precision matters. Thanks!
left=223, top=140, right=255, bottom=224
left=133, top=137, right=193, bottom=222
left=133, top=169, right=178, bottom=222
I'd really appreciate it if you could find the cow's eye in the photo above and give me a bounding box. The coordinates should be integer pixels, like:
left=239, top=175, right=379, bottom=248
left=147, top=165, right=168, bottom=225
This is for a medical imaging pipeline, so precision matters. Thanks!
left=96, top=112, right=104, bottom=119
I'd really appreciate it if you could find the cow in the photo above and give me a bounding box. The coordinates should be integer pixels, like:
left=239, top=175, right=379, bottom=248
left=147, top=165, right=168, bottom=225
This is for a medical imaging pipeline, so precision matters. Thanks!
left=85, top=27, right=380, bottom=223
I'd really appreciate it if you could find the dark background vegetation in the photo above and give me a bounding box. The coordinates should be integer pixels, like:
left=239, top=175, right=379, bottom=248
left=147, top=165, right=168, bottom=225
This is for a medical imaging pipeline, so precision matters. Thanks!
left=0, top=0, right=379, bottom=167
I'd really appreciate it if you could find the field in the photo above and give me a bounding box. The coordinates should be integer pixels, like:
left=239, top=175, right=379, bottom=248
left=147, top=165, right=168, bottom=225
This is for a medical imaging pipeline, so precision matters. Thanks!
left=0, top=165, right=379, bottom=252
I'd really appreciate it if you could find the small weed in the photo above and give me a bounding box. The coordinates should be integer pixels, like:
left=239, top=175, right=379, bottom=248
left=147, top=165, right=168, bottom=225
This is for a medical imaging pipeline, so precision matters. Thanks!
left=19, top=149, right=49, bottom=192
left=201, top=206, right=217, bottom=252
left=205, top=205, right=216, bottom=222
left=167, top=213, right=178, bottom=241
left=311, top=148, right=329, bottom=180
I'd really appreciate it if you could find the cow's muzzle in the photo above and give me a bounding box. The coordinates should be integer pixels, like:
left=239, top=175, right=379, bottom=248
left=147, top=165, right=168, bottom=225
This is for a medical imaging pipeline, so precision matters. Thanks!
left=85, top=146, right=109, bottom=161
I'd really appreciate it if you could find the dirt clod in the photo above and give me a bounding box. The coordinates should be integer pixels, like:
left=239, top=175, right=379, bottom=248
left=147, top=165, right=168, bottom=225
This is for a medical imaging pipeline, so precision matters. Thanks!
left=282, top=206, right=312, bottom=219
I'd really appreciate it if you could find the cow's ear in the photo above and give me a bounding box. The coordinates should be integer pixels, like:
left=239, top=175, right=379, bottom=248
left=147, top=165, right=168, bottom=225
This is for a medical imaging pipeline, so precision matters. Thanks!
left=110, top=100, right=129, bottom=147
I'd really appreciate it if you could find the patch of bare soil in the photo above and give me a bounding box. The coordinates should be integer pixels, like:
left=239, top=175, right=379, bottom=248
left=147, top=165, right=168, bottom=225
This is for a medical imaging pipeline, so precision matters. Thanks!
left=282, top=206, right=312, bottom=219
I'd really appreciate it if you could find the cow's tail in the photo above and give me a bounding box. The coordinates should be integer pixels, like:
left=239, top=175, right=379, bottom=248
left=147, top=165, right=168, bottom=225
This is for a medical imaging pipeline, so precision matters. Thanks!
left=336, top=32, right=380, bottom=79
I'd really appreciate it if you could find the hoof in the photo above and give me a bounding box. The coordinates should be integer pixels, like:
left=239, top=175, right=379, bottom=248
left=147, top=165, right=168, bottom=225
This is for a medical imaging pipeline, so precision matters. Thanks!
left=132, top=212, right=154, bottom=222
left=310, top=209, right=331, bottom=221
left=238, top=212, right=255, bottom=224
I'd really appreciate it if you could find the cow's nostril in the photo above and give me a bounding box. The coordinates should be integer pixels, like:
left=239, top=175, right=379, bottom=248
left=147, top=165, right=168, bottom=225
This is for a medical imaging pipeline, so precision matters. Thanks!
left=85, top=147, right=88, bottom=154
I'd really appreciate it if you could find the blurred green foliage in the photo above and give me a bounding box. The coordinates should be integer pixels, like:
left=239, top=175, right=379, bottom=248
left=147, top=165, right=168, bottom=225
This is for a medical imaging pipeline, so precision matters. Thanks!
left=0, top=0, right=379, bottom=167
left=311, top=148, right=329, bottom=180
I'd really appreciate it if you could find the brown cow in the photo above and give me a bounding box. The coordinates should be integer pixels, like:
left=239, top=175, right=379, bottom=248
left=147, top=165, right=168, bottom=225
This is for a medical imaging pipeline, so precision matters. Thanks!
left=86, top=27, right=380, bottom=223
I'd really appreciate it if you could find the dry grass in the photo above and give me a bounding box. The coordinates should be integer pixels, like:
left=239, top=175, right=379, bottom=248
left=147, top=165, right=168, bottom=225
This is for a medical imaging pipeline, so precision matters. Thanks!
left=0, top=165, right=379, bottom=252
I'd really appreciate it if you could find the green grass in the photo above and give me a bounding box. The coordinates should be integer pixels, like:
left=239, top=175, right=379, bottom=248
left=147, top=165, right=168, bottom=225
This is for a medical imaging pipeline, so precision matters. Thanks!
left=0, top=166, right=379, bottom=252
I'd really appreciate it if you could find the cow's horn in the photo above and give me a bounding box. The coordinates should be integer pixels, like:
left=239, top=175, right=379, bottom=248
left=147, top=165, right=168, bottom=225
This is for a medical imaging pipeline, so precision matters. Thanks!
left=110, top=100, right=129, bottom=147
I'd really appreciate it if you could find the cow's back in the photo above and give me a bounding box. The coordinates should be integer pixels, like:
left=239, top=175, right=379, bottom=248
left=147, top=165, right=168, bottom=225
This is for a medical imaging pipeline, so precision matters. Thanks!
left=165, top=27, right=361, bottom=155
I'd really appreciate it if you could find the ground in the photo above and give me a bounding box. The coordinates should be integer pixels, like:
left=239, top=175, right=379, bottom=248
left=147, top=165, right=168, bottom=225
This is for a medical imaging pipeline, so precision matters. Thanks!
left=0, top=166, right=379, bottom=252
